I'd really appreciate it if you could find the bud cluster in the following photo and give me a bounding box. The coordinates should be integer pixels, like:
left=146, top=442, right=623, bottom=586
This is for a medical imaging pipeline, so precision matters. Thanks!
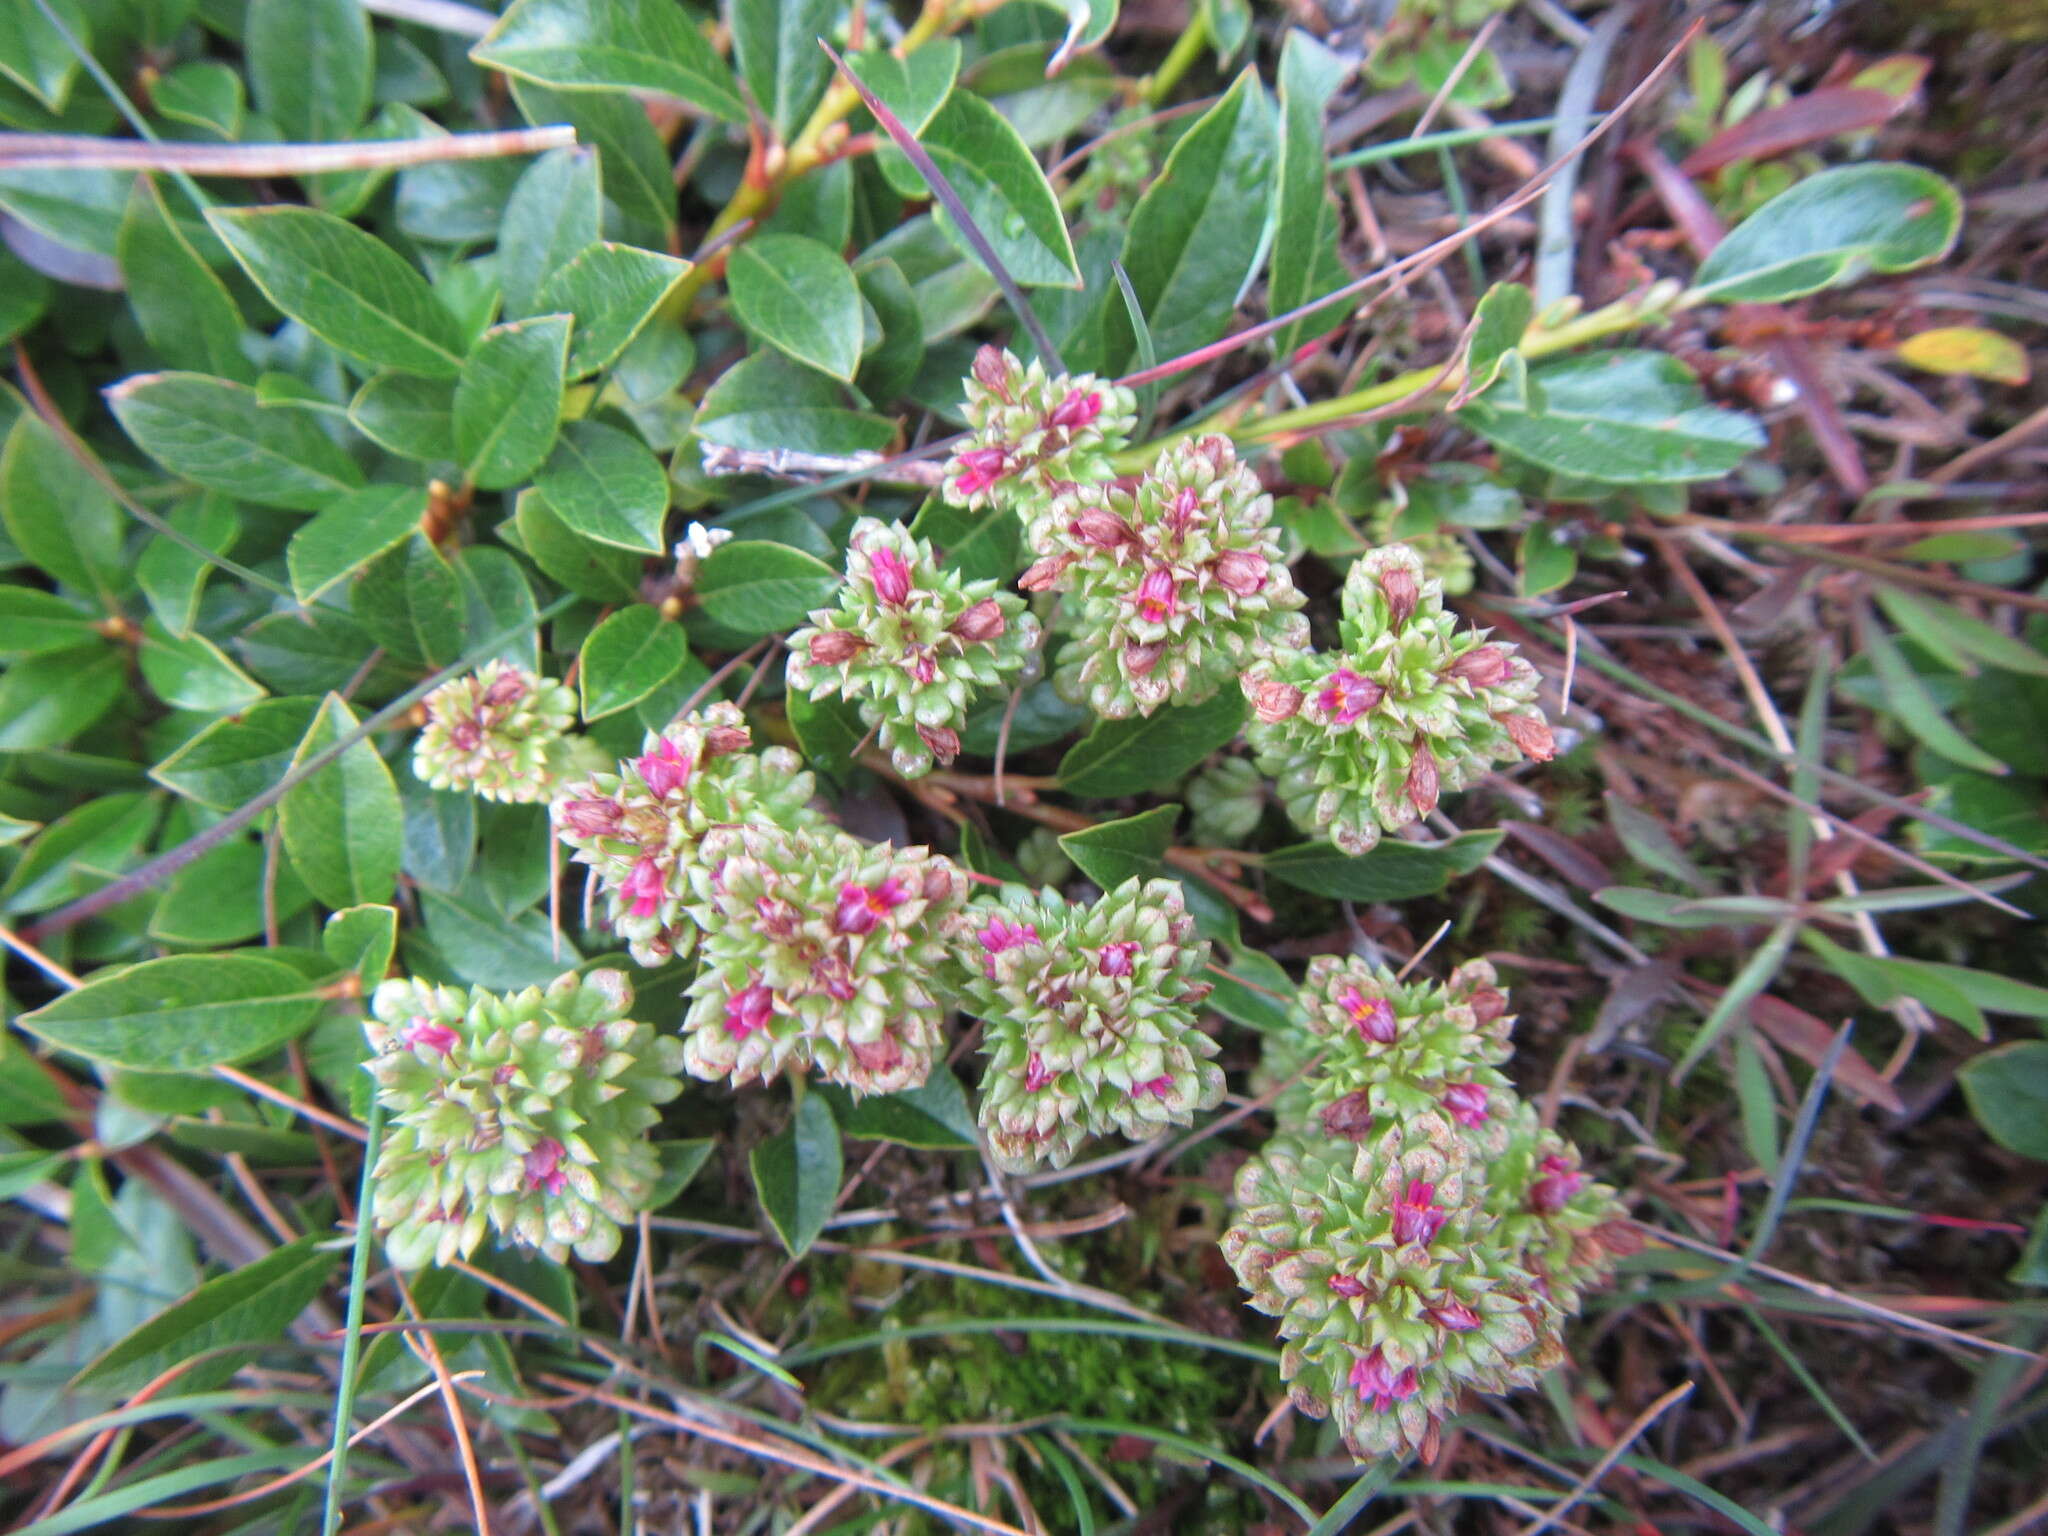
left=1222, top=961, right=1628, bottom=1461
left=1022, top=435, right=1309, bottom=718
left=363, top=969, right=685, bottom=1269
left=553, top=704, right=827, bottom=966
left=1242, top=545, right=1554, bottom=854
left=950, top=878, right=1225, bottom=1172
left=942, top=346, right=1138, bottom=515
left=786, top=517, right=1041, bottom=778
left=413, top=660, right=579, bottom=803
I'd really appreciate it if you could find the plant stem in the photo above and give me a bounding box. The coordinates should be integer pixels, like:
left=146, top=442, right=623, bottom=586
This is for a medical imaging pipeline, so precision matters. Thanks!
left=1141, top=10, right=1211, bottom=108
left=321, top=1099, right=385, bottom=1536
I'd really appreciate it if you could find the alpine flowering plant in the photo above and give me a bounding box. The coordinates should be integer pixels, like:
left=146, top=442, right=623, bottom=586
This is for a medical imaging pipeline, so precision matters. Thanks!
left=2, top=0, right=2030, bottom=1528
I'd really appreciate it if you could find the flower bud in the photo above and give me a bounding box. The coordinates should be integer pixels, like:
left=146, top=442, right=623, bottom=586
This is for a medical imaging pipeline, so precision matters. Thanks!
left=1211, top=549, right=1268, bottom=596
left=1123, top=641, right=1164, bottom=678
left=1019, top=554, right=1074, bottom=592
left=1380, top=565, right=1419, bottom=630
left=1047, top=389, right=1103, bottom=431
left=1427, top=1300, right=1481, bottom=1333
left=1392, top=1179, right=1448, bottom=1246
left=1070, top=507, right=1139, bottom=550
left=1502, top=712, right=1557, bottom=763
left=724, top=982, right=773, bottom=1040
left=635, top=737, right=692, bottom=798
left=949, top=599, right=1007, bottom=643
left=869, top=547, right=913, bottom=607
left=1529, top=1154, right=1586, bottom=1215
left=1319, top=1090, right=1376, bottom=1140
left=558, top=797, right=623, bottom=839
left=1250, top=678, right=1304, bottom=723
left=916, top=723, right=961, bottom=766
left=972, top=344, right=1013, bottom=400
left=702, top=725, right=752, bottom=758
left=1339, top=986, right=1399, bottom=1044
left=481, top=670, right=529, bottom=709
left=1468, top=987, right=1508, bottom=1025
left=1404, top=741, right=1440, bottom=817
left=1449, top=645, right=1510, bottom=687
left=1441, top=1082, right=1489, bottom=1127
left=807, top=629, right=868, bottom=666
left=1097, top=941, right=1140, bottom=977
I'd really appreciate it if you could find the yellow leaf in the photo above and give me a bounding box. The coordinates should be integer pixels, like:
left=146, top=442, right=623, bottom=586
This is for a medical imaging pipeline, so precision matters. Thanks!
left=1898, top=327, right=2030, bottom=386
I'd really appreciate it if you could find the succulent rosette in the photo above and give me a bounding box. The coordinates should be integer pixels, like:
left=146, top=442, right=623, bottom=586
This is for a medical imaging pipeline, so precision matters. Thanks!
left=1021, top=434, right=1309, bottom=719
left=678, top=827, right=966, bottom=1097
left=413, top=660, right=578, bottom=803
left=941, top=346, right=1138, bottom=514
left=1243, top=544, right=1555, bottom=854
left=952, top=878, right=1224, bottom=1173
left=786, top=517, right=1041, bottom=777
left=1484, top=1098, right=1635, bottom=1313
left=552, top=703, right=825, bottom=967
left=1221, top=1115, right=1561, bottom=1461
left=363, top=969, right=684, bottom=1269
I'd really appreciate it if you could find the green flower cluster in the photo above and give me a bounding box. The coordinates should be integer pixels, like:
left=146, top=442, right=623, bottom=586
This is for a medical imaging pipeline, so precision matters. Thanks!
left=552, top=704, right=826, bottom=967
left=363, top=969, right=684, bottom=1269
left=1024, top=434, right=1309, bottom=718
left=786, top=517, right=1040, bottom=778
left=413, top=660, right=578, bottom=803
left=1243, top=544, right=1553, bottom=854
left=950, top=878, right=1224, bottom=1172
left=1222, top=961, right=1629, bottom=1461
left=941, top=346, right=1138, bottom=515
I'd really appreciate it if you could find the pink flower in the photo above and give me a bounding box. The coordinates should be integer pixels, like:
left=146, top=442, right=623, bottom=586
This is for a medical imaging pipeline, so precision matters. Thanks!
left=976, top=915, right=1041, bottom=976
left=1097, top=941, right=1141, bottom=977
left=1024, top=1052, right=1054, bottom=1092
left=1442, top=1083, right=1490, bottom=1127
left=636, top=737, right=691, bottom=798
left=1329, top=1273, right=1366, bottom=1298
left=1134, top=568, right=1179, bottom=624
left=1428, top=1300, right=1481, bottom=1332
left=1339, top=986, right=1398, bottom=1044
left=1131, top=1074, right=1174, bottom=1100
left=621, top=857, right=666, bottom=918
left=869, top=547, right=913, bottom=606
left=1530, top=1154, right=1585, bottom=1215
left=524, top=1138, right=569, bottom=1196
left=725, top=982, right=772, bottom=1041
left=1317, top=668, right=1385, bottom=725
left=1163, top=487, right=1200, bottom=540
left=1047, top=389, right=1102, bottom=431
left=1349, top=1348, right=1419, bottom=1413
left=909, top=650, right=938, bottom=685
left=952, top=447, right=1009, bottom=498
left=1392, top=1179, right=1447, bottom=1247
left=402, top=1017, right=458, bottom=1055
left=835, top=876, right=908, bottom=935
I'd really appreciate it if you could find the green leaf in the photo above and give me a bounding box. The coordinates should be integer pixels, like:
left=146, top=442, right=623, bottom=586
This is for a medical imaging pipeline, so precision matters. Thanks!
left=471, top=0, right=745, bottom=123
left=1460, top=351, right=1765, bottom=485
left=1517, top=520, right=1576, bottom=597
left=854, top=256, right=926, bottom=402
left=1207, top=947, right=1295, bottom=1033
left=785, top=688, right=868, bottom=782
left=0, top=646, right=124, bottom=753
left=349, top=372, right=457, bottom=463
left=152, top=697, right=322, bottom=810
left=533, top=420, right=669, bottom=555
left=578, top=605, right=689, bottom=720
left=1464, top=281, right=1534, bottom=396
left=728, top=233, right=864, bottom=383
left=324, top=905, right=398, bottom=989
left=1, top=793, right=155, bottom=916
left=351, top=534, right=464, bottom=667
left=207, top=207, right=466, bottom=378
left=1603, top=793, right=1707, bottom=891
left=961, top=679, right=1090, bottom=754
left=246, top=0, right=370, bottom=146
left=914, top=85, right=1082, bottom=289
left=456, top=545, right=543, bottom=674
left=694, top=540, right=838, bottom=636
left=731, top=0, right=835, bottom=138
left=456, top=315, right=569, bottom=489
left=1058, top=692, right=1246, bottom=797
left=1262, top=830, right=1503, bottom=902
left=1058, top=803, right=1179, bottom=890
left=1109, top=68, right=1276, bottom=366
left=76, top=1235, right=337, bottom=1394
left=750, top=1090, right=842, bottom=1257
left=906, top=496, right=1020, bottom=585
left=1872, top=584, right=2048, bottom=679
left=15, top=954, right=323, bottom=1072
left=508, top=78, right=674, bottom=234
left=137, top=495, right=239, bottom=639
left=498, top=146, right=602, bottom=320
left=117, top=177, right=251, bottom=383
left=0, top=587, right=98, bottom=659
left=279, top=694, right=403, bottom=909
left=154, top=61, right=244, bottom=140
left=138, top=621, right=266, bottom=714
left=1803, top=930, right=1986, bottom=1040
left=1594, top=887, right=1797, bottom=929
left=0, top=410, right=124, bottom=602
left=820, top=1067, right=978, bottom=1149
left=695, top=351, right=893, bottom=454
left=286, top=484, right=424, bottom=606
left=0, top=0, right=89, bottom=111
left=400, top=766, right=476, bottom=893
left=421, top=883, right=579, bottom=989
left=648, top=1138, right=716, bottom=1206
left=1957, top=1042, right=2048, bottom=1161
left=1269, top=30, right=1349, bottom=357
left=1692, top=163, right=1962, bottom=304
left=534, top=242, right=691, bottom=377
left=512, top=487, right=645, bottom=602
left=1859, top=610, right=2007, bottom=775
left=108, top=372, right=363, bottom=511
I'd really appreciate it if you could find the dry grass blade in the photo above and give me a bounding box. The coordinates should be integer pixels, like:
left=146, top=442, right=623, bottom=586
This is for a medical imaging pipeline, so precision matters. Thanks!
left=0, top=126, right=576, bottom=174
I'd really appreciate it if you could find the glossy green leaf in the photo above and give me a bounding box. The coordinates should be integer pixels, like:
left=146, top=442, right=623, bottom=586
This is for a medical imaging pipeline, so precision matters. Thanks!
left=498, top=146, right=602, bottom=320
left=906, top=497, right=1020, bottom=585
left=1269, top=30, right=1349, bottom=357
left=512, top=488, right=645, bottom=602
left=471, top=0, right=745, bottom=123
left=1460, top=351, right=1765, bottom=485
left=577, top=605, right=689, bottom=720
left=1873, top=584, right=2048, bottom=679
left=535, top=241, right=691, bottom=377
left=727, top=233, right=864, bottom=382
left=695, top=351, right=893, bottom=454
left=0, top=588, right=98, bottom=659
left=351, top=535, right=464, bottom=667
left=820, top=1068, right=977, bottom=1149
left=0, top=410, right=124, bottom=602
left=751, top=1090, right=842, bottom=1257
left=246, top=0, right=370, bottom=145
left=533, top=421, right=669, bottom=555
left=456, top=545, right=542, bottom=674
left=1110, top=68, right=1276, bottom=366
left=960, top=679, right=1089, bottom=754
left=138, top=621, right=265, bottom=713
left=286, top=484, right=424, bottom=605
left=1207, top=947, right=1295, bottom=1033
left=0, top=793, right=155, bottom=916
left=1058, top=693, right=1246, bottom=797
left=349, top=372, right=457, bottom=463
left=1058, top=803, right=1179, bottom=889
left=694, top=540, right=839, bottom=636
left=1263, top=830, right=1503, bottom=902
left=731, top=0, right=835, bottom=138
left=649, top=1138, right=717, bottom=1207
left=1692, top=163, right=1962, bottom=304
left=422, top=883, right=580, bottom=989
left=854, top=256, right=926, bottom=401
left=455, top=315, right=570, bottom=489
left=0, top=0, right=90, bottom=111
left=15, top=954, right=323, bottom=1073
left=147, top=839, right=309, bottom=948
left=508, top=78, right=674, bottom=233
left=1957, top=1042, right=2048, bottom=1161
left=785, top=688, right=867, bottom=781
left=323, top=905, right=397, bottom=988
left=152, top=697, right=323, bottom=810
left=137, top=495, right=239, bottom=640
left=1465, top=281, right=1534, bottom=396
left=117, top=178, right=250, bottom=383
left=279, top=694, right=403, bottom=908
left=153, top=60, right=243, bottom=139
left=914, top=86, right=1082, bottom=289
left=1518, top=520, right=1576, bottom=597
left=0, top=646, right=124, bottom=753
left=108, top=372, right=363, bottom=511
left=1804, top=930, right=1987, bottom=1040
left=207, top=206, right=465, bottom=378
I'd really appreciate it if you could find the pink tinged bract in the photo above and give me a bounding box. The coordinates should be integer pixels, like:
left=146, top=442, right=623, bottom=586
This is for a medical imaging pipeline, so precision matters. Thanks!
left=403, top=1017, right=458, bottom=1055
left=870, top=547, right=913, bottom=607
left=1024, top=1052, right=1054, bottom=1092
left=1097, top=940, right=1141, bottom=977
left=1350, top=1347, right=1420, bottom=1413
left=1530, top=1153, right=1586, bottom=1215
left=725, top=982, right=772, bottom=1040
left=1329, top=1273, right=1367, bottom=1297
left=1428, top=1300, right=1481, bottom=1332
left=1131, top=1074, right=1174, bottom=1100
left=524, top=1138, right=569, bottom=1196
left=1392, top=1179, right=1448, bottom=1246
left=1048, top=389, right=1102, bottom=431
left=1442, top=1082, right=1490, bottom=1127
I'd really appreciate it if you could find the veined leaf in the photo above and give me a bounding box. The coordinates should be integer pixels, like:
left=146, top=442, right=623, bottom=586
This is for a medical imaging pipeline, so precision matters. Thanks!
left=728, top=233, right=865, bottom=382
left=108, top=372, right=364, bottom=512
left=1691, top=163, right=1961, bottom=304
left=16, top=954, right=324, bottom=1073
left=472, top=0, right=746, bottom=123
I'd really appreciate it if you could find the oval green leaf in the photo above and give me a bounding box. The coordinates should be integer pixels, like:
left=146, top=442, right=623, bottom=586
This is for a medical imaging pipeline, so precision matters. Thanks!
left=1691, top=163, right=1962, bottom=305
left=727, top=233, right=865, bottom=383
left=16, top=954, right=324, bottom=1073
